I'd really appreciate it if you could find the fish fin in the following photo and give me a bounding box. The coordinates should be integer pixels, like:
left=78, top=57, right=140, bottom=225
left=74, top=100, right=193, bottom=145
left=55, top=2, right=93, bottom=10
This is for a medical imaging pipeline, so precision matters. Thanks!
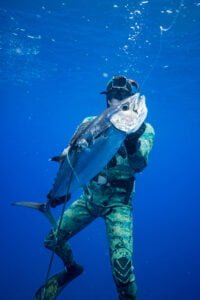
left=12, top=201, right=48, bottom=211
left=49, top=155, right=66, bottom=162
left=12, top=201, right=56, bottom=226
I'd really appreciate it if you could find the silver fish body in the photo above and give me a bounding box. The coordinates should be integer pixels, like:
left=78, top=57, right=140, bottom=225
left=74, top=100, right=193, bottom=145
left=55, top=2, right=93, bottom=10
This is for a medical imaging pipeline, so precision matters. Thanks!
left=49, top=93, right=147, bottom=201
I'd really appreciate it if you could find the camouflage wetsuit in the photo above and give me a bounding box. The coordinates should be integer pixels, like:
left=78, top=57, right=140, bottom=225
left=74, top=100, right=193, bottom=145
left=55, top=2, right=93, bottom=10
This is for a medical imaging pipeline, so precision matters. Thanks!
left=44, top=117, right=155, bottom=300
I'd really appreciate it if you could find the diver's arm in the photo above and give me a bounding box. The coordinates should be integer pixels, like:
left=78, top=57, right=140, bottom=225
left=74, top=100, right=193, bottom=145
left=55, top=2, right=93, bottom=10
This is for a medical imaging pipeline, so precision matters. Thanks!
left=126, top=123, right=155, bottom=172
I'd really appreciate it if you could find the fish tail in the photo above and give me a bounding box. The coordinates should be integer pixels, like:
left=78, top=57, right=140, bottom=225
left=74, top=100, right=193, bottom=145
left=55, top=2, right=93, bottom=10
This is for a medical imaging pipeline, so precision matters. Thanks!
left=12, top=201, right=57, bottom=226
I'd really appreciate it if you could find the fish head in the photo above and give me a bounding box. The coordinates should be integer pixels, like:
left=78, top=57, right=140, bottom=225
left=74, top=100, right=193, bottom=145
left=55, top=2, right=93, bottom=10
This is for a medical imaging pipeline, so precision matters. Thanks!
left=109, top=93, right=148, bottom=133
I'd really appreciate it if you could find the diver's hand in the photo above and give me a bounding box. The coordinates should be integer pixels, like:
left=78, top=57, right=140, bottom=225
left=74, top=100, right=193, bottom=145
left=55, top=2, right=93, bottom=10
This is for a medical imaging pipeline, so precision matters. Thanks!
left=47, top=192, right=71, bottom=208
left=125, top=123, right=145, bottom=154
left=125, top=136, right=140, bottom=155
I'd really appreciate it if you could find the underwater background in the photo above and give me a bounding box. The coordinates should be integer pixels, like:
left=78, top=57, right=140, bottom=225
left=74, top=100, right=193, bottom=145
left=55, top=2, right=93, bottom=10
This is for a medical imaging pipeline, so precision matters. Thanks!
left=0, top=0, right=200, bottom=299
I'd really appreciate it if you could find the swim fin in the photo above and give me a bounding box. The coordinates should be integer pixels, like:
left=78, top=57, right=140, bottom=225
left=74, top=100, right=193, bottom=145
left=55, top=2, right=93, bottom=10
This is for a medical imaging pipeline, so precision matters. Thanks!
left=35, top=264, right=84, bottom=300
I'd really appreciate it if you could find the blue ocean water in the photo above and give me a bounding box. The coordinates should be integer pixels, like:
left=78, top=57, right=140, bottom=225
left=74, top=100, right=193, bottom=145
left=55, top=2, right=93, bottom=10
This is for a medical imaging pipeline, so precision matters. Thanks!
left=0, top=0, right=199, bottom=299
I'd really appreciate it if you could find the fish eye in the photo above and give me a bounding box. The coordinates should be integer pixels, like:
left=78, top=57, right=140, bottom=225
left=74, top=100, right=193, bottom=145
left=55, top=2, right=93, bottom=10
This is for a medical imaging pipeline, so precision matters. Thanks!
left=122, top=103, right=129, bottom=111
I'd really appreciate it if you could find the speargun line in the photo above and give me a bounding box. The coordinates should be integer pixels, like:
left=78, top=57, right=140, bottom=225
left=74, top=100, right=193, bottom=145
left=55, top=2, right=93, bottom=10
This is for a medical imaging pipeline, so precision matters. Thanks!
left=41, top=152, right=76, bottom=300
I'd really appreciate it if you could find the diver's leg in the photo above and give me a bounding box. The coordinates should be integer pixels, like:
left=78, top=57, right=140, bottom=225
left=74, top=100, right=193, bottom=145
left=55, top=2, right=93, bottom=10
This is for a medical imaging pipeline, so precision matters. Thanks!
left=36, top=197, right=96, bottom=299
left=44, top=196, right=95, bottom=268
left=105, top=205, right=137, bottom=300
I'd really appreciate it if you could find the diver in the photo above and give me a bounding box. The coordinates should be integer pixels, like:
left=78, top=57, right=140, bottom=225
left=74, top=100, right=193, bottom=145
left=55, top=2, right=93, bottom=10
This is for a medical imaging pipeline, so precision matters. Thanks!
left=35, top=75, right=155, bottom=300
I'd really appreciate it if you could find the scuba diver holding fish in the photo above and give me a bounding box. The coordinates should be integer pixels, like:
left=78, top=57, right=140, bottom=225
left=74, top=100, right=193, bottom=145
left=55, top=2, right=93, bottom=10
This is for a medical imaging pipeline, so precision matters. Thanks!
left=14, top=75, right=155, bottom=299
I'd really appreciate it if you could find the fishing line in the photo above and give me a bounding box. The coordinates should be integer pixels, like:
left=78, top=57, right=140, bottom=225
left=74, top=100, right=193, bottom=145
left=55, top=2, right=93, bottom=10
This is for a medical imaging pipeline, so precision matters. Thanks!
left=140, top=0, right=184, bottom=89
left=66, top=146, right=82, bottom=185
left=41, top=153, right=76, bottom=300
left=65, top=146, right=92, bottom=197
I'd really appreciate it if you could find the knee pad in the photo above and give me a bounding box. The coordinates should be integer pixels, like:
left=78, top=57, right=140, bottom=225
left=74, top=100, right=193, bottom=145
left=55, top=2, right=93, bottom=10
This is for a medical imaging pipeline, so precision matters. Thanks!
left=112, top=248, right=135, bottom=286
